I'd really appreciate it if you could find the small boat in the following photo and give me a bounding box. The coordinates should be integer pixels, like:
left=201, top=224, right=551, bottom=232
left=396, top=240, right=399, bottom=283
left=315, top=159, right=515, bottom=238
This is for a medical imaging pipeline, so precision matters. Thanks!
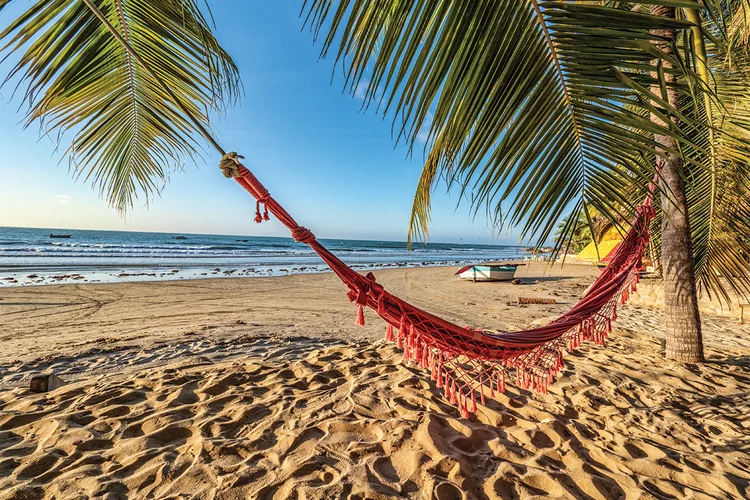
left=49, top=233, right=71, bottom=238
left=456, top=263, right=520, bottom=282
left=175, top=236, right=188, bottom=240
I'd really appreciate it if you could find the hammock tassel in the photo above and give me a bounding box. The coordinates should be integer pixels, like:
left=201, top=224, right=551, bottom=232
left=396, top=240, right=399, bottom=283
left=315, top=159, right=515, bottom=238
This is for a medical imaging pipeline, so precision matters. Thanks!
left=397, top=316, right=406, bottom=349
left=396, top=327, right=403, bottom=349
left=356, top=304, right=365, bottom=327
left=254, top=198, right=271, bottom=224
left=254, top=200, right=263, bottom=224
left=461, top=394, right=469, bottom=419
left=385, top=324, right=395, bottom=342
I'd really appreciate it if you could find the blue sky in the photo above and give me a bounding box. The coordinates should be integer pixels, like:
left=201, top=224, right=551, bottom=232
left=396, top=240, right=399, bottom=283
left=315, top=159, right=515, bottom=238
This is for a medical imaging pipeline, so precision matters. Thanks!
left=0, top=1, right=521, bottom=244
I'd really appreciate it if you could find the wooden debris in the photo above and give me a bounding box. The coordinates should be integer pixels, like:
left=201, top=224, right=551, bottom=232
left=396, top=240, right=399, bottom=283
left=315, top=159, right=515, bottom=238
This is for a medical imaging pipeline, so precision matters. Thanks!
left=516, top=297, right=557, bottom=305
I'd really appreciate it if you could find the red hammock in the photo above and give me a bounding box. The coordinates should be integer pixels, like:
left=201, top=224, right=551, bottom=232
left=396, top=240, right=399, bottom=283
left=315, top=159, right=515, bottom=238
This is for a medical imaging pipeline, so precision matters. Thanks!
left=221, top=153, right=655, bottom=417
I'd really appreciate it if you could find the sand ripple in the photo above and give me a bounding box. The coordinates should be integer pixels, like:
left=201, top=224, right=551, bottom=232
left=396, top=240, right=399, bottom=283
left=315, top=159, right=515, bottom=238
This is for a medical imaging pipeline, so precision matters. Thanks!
left=1, top=330, right=748, bottom=499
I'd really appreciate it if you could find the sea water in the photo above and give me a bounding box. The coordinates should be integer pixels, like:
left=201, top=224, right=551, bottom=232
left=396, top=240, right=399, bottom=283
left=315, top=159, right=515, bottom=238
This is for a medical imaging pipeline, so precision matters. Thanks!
left=0, top=226, right=530, bottom=286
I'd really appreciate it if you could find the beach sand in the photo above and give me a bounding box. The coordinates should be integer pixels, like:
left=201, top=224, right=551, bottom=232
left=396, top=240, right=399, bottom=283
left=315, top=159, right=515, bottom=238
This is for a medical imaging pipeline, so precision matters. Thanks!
left=0, top=264, right=748, bottom=499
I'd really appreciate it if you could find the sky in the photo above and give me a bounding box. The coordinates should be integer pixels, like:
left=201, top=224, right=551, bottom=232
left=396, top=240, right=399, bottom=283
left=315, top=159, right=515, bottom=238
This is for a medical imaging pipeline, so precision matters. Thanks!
left=0, top=1, right=523, bottom=245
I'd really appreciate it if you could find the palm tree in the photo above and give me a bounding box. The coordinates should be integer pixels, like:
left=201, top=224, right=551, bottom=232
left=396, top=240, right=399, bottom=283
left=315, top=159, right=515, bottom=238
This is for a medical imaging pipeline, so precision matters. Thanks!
left=300, top=0, right=750, bottom=363
left=2, top=1, right=750, bottom=364
left=554, top=212, right=592, bottom=254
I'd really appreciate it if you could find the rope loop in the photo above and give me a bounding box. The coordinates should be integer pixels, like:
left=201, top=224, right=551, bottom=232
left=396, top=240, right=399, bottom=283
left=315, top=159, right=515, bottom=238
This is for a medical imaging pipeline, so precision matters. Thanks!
left=254, top=186, right=270, bottom=200
left=291, top=226, right=316, bottom=244
left=219, top=151, right=244, bottom=178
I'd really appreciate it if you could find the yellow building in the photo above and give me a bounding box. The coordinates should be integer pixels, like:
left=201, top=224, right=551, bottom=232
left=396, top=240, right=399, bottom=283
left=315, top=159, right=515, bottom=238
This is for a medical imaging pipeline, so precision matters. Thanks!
left=575, top=227, right=623, bottom=263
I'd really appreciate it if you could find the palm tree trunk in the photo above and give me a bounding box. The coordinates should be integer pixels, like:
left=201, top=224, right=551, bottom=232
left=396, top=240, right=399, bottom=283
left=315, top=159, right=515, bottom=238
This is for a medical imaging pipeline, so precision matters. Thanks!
left=649, top=5, right=705, bottom=362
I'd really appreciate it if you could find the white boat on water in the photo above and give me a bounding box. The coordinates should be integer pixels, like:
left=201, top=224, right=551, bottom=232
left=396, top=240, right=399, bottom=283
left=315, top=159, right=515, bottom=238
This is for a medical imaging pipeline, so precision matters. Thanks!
left=456, top=263, right=520, bottom=282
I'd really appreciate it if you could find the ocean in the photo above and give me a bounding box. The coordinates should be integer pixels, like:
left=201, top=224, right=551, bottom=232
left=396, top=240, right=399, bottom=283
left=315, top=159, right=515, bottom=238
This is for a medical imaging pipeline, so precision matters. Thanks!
left=0, top=226, right=530, bottom=286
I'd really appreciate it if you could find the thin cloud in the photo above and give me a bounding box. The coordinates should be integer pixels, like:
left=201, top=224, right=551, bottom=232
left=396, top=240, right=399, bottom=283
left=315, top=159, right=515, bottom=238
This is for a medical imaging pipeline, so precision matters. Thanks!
left=416, top=111, right=434, bottom=143
left=353, top=79, right=384, bottom=103
left=354, top=79, right=370, bottom=100
left=56, top=195, right=72, bottom=205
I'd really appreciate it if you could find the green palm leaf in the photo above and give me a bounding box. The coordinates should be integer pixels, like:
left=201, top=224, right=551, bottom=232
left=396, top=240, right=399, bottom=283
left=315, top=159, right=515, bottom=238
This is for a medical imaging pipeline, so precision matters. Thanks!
left=0, top=0, right=240, bottom=212
left=677, top=7, right=750, bottom=302
left=302, top=0, right=695, bottom=248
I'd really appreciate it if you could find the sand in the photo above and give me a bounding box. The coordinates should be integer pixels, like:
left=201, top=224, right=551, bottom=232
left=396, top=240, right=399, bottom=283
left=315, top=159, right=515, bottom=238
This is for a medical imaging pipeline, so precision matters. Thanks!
left=0, top=264, right=749, bottom=499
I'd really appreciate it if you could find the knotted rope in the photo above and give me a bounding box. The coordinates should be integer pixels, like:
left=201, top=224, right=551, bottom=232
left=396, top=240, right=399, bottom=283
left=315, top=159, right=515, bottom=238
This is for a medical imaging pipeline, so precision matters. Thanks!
left=219, top=151, right=244, bottom=178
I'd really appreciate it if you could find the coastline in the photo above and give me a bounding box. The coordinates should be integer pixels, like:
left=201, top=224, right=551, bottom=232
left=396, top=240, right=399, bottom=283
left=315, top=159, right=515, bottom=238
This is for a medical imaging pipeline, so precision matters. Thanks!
left=1, top=225, right=544, bottom=287
left=0, top=257, right=537, bottom=288
left=1, top=265, right=748, bottom=498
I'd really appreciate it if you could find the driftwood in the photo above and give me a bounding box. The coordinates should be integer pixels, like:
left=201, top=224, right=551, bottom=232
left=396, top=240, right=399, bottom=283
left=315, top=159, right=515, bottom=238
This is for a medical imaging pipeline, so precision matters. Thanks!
left=516, top=297, right=557, bottom=305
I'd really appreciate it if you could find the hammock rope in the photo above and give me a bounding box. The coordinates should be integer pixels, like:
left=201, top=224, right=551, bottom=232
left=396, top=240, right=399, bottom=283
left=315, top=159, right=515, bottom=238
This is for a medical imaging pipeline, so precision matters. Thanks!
left=221, top=152, right=656, bottom=417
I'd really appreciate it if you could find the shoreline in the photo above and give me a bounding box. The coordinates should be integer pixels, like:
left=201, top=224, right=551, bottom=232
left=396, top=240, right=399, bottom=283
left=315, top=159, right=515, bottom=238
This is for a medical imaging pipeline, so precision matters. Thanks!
left=0, top=257, right=545, bottom=288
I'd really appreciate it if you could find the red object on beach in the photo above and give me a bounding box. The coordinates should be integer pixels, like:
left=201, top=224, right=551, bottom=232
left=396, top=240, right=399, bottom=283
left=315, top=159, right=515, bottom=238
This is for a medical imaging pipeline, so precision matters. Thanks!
left=455, top=265, right=474, bottom=276
left=225, top=154, right=655, bottom=418
left=601, top=241, right=622, bottom=263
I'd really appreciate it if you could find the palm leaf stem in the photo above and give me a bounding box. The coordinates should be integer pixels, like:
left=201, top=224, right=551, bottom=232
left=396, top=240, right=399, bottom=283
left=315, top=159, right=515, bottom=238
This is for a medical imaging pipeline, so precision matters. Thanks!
left=80, top=0, right=225, bottom=156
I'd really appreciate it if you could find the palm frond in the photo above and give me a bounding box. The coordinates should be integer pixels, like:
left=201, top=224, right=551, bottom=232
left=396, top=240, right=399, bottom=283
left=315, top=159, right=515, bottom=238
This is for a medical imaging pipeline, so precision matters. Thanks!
left=682, top=45, right=750, bottom=302
left=302, top=0, right=698, bottom=250
left=0, top=0, right=240, bottom=211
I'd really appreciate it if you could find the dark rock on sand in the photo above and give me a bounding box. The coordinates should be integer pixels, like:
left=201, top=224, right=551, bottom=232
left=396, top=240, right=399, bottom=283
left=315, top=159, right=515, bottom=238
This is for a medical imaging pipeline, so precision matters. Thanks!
left=29, top=373, right=65, bottom=393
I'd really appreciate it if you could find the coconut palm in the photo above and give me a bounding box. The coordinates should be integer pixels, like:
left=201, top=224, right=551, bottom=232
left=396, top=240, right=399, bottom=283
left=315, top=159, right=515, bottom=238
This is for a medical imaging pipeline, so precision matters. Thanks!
left=2, top=1, right=750, bottom=364
left=300, top=0, right=750, bottom=363
left=554, top=212, right=592, bottom=254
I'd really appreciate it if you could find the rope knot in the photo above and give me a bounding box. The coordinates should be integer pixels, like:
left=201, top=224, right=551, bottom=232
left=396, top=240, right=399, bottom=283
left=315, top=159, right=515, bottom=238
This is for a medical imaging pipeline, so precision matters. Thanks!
left=219, top=151, right=244, bottom=178
left=291, top=226, right=316, bottom=244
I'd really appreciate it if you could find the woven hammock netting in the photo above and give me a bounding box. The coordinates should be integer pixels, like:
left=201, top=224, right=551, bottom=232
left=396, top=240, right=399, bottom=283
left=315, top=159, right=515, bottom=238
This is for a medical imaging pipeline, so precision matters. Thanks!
left=220, top=153, right=655, bottom=418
